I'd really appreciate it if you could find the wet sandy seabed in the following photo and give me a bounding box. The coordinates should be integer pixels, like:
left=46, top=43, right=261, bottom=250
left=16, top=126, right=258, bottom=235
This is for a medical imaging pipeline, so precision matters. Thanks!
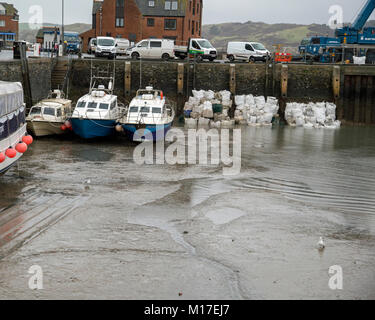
left=0, top=126, right=374, bottom=299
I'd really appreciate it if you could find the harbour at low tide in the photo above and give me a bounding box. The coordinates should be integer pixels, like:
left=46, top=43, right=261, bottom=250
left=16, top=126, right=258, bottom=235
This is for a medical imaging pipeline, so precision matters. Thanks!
left=0, top=125, right=374, bottom=299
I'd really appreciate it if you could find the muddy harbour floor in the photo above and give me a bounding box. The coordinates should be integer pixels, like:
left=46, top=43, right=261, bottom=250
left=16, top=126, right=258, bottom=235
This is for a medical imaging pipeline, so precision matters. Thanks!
left=0, top=125, right=374, bottom=300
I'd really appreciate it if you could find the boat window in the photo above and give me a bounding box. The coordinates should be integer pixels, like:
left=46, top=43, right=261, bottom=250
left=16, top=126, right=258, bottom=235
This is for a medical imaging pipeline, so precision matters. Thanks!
left=43, top=107, right=55, bottom=116
left=140, top=107, right=150, bottom=113
left=76, top=101, right=86, bottom=108
left=30, top=107, right=42, bottom=115
left=87, top=102, right=97, bottom=109
left=56, top=108, right=62, bottom=117
left=99, top=103, right=109, bottom=110
left=110, top=101, right=116, bottom=110
left=129, top=107, right=139, bottom=113
left=152, top=108, right=162, bottom=114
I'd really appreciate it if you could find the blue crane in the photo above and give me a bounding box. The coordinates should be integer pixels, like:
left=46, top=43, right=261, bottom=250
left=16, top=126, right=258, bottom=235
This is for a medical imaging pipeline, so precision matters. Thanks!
left=299, top=0, right=375, bottom=63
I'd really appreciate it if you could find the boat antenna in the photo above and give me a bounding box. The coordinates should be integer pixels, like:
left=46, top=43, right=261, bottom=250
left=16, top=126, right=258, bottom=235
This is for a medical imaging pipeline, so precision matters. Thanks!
left=140, top=56, right=142, bottom=89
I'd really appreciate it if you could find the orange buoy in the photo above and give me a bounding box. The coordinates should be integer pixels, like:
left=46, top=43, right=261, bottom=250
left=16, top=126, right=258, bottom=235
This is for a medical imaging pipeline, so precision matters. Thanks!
left=5, top=148, right=17, bottom=158
left=0, top=152, right=5, bottom=163
left=22, top=135, right=33, bottom=145
left=61, top=124, right=67, bottom=131
left=160, top=91, right=164, bottom=100
left=115, top=124, right=123, bottom=133
left=15, top=142, right=27, bottom=153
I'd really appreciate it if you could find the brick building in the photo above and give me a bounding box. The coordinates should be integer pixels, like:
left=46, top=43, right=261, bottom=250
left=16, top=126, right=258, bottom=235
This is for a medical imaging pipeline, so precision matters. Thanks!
left=81, top=0, right=203, bottom=52
left=0, top=2, right=19, bottom=47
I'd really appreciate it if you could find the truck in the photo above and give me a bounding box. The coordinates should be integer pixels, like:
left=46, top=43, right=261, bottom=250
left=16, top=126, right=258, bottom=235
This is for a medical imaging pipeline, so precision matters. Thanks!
left=299, top=0, right=375, bottom=63
left=174, top=38, right=217, bottom=62
left=42, top=30, right=80, bottom=54
left=64, top=32, right=81, bottom=54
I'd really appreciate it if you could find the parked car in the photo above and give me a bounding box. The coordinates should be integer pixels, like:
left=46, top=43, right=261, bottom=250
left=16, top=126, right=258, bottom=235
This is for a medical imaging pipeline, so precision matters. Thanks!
left=115, top=38, right=130, bottom=56
left=227, top=42, right=270, bottom=62
left=88, top=38, right=97, bottom=54
left=95, top=37, right=116, bottom=59
left=126, top=39, right=174, bottom=60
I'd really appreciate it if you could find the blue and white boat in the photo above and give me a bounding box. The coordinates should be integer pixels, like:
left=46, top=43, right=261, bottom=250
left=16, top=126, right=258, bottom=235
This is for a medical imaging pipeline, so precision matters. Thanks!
left=71, top=64, right=125, bottom=139
left=118, top=87, right=175, bottom=142
left=0, top=81, right=30, bottom=174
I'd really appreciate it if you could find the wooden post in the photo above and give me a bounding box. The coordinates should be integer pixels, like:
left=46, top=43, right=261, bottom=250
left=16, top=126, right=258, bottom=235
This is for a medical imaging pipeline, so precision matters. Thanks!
left=124, top=61, right=131, bottom=98
left=177, top=63, right=184, bottom=95
left=354, top=75, right=361, bottom=123
left=229, top=64, right=236, bottom=96
left=365, top=76, right=373, bottom=125
left=332, top=66, right=340, bottom=99
left=20, top=42, right=32, bottom=111
left=177, top=63, right=184, bottom=116
left=281, top=64, right=288, bottom=98
left=332, top=66, right=342, bottom=119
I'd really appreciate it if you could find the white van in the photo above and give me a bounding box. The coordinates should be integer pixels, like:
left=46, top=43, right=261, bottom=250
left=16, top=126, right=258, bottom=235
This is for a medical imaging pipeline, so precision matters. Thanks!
left=126, top=39, right=174, bottom=60
left=227, top=42, right=270, bottom=62
left=115, top=38, right=130, bottom=56
left=88, top=38, right=97, bottom=54
left=95, top=36, right=116, bottom=59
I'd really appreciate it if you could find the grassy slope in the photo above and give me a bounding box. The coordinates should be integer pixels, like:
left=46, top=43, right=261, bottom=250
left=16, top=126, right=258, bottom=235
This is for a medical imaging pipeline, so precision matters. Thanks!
left=203, top=20, right=375, bottom=52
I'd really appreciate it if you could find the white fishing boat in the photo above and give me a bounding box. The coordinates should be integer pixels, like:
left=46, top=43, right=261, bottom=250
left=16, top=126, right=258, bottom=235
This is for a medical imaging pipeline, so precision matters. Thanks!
left=26, top=90, right=72, bottom=137
left=117, top=86, right=175, bottom=142
left=70, top=64, right=125, bottom=139
left=0, top=81, right=33, bottom=174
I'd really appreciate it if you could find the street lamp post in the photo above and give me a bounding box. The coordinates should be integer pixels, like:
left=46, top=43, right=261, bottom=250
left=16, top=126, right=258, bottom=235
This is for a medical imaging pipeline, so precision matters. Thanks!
left=61, top=0, right=65, bottom=55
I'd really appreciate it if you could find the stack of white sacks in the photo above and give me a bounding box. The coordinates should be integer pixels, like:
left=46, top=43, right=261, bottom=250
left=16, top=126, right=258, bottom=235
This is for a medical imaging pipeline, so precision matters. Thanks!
left=234, top=94, right=279, bottom=126
left=285, top=102, right=341, bottom=129
left=184, top=90, right=235, bottom=129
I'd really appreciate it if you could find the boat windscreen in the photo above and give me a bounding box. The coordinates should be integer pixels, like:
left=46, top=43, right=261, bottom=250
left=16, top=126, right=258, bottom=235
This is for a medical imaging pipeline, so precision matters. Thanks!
left=152, top=108, right=162, bottom=114
left=87, top=102, right=97, bottom=109
left=30, top=107, right=42, bottom=115
left=129, top=107, right=139, bottom=113
left=99, top=103, right=109, bottom=110
left=140, top=107, right=150, bottom=113
left=43, top=107, right=55, bottom=116
left=76, top=101, right=86, bottom=108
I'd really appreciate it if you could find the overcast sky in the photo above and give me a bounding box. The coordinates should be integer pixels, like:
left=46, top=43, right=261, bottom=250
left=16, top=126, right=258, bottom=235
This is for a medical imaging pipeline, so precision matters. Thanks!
left=11, top=0, right=375, bottom=25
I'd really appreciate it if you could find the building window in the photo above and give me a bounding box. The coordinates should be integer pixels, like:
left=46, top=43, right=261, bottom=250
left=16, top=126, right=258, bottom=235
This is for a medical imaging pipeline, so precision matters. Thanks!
left=164, top=19, right=177, bottom=30
left=190, top=1, right=192, bottom=12
left=193, top=0, right=196, bottom=15
left=197, top=2, right=200, bottom=15
left=0, top=20, right=5, bottom=27
left=171, top=1, right=178, bottom=10
left=116, top=18, right=124, bottom=27
left=116, top=0, right=124, bottom=28
left=0, top=10, right=5, bottom=16
left=165, top=1, right=171, bottom=10
left=147, top=18, right=155, bottom=27
left=148, top=1, right=155, bottom=6
left=192, top=21, right=194, bottom=34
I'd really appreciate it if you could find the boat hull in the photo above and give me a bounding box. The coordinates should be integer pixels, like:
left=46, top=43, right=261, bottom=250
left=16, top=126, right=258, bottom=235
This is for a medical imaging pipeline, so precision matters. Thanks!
left=121, top=123, right=172, bottom=142
left=0, top=152, right=22, bottom=174
left=71, top=118, right=116, bottom=139
left=27, top=121, right=65, bottom=137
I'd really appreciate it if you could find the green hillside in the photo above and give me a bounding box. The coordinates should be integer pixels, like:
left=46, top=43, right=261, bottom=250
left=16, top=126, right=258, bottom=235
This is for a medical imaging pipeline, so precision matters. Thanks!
left=203, top=20, right=375, bottom=52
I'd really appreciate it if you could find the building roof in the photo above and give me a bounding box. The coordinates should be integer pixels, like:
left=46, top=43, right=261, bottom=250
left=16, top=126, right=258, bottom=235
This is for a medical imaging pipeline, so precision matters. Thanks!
left=135, top=0, right=187, bottom=17
left=0, top=2, right=18, bottom=15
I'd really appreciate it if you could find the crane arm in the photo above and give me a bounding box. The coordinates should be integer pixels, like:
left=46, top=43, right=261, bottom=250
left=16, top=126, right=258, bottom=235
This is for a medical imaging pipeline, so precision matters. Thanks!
left=352, top=0, right=375, bottom=31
